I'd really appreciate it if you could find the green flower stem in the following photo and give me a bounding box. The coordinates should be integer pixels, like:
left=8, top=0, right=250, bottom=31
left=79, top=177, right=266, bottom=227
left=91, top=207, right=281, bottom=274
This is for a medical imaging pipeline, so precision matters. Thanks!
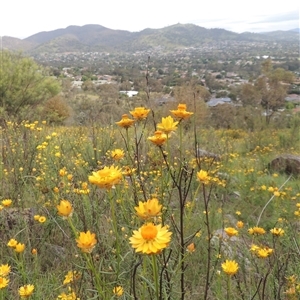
left=179, top=120, right=183, bottom=166
left=67, top=217, right=78, bottom=239
left=226, top=276, right=231, bottom=300
left=108, top=189, right=121, bottom=279
left=84, top=252, right=105, bottom=298
left=14, top=252, right=27, bottom=283
left=152, top=254, right=159, bottom=300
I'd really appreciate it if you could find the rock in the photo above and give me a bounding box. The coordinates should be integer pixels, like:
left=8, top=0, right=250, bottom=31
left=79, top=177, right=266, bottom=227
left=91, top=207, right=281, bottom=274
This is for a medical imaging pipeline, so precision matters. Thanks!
left=197, top=148, right=220, bottom=161
left=269, top=154, right=300, bottom=176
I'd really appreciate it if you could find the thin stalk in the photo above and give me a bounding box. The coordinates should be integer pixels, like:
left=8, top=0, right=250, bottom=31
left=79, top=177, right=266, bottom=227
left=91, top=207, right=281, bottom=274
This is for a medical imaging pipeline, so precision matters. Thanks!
left=152, top=255, right=160, bottom=300
left=226, top=276, right=231, bottom=300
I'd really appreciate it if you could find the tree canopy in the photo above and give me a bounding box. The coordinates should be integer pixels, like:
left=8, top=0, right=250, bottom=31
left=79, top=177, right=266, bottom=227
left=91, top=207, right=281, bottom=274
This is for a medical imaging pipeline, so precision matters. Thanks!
left=0, top=51, right=61, bottom=121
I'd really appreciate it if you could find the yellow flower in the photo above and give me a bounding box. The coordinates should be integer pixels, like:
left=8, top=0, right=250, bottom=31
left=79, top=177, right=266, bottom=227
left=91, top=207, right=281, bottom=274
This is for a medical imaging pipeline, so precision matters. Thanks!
left=250, top=244, right=260, bottom=252
left=19, top=284, right=34, bottom=297
left=134, top=198, right=162, bottom=220
left=7, top=238, right=18, bottom=248
left=57, top=289, right=78, bottom=300
left=122, top=166, right=136, bottom=176
left=157, top=116, right=178, bottom=134
left=76, top=231, right=97, bottom=253
left=270, top=228, right=284, bottom=236
left=31, top=249, right=37, bottom=255
left=38, top=216, right=46, bottom=223
left=63, top=270, right=81, bottom=285
left=256, top=247, right=273, bottom=258
left=116, top=114, right=135, bottom=129
left=34, top=215, right=40, bottom=221
left=248, top=226, right=266, bottom=235
left=57, top=200, right=73, bottom=218
left=273, top=191, right=281, bottom=197
left=113, top=286, right=124, bottom=297
left=170, top=103, right=193, bottom=120
left=111, top=149, right=125, bottom=161
left=89, top=165, right=122, bottom=189
left=0, top=264, right=10, bottom=277
left=0, top=277, right=9, bottom=289
left=221, top=260, right=239, bottom=276
left=187, top=242, right=196, bottom=253
left=197, top=170, right=210, bottom=184
left=53, top=187, right=60, bottom=193
left=261, top=185, right=267, bottom=190
left=129, top=223, right=172, bottom=254
left=224, top=227, right=239, bottom=237
left=129, top=107, right=150, bottom=120
left=148, top=130, right=168, bottom=146
left=236, top=221, right=244, bottom=228
left=59, top=168, right=67, bottom=177
left=1, top=199, right=12, bottom=207
left=15, top=243, right=25, bottom=253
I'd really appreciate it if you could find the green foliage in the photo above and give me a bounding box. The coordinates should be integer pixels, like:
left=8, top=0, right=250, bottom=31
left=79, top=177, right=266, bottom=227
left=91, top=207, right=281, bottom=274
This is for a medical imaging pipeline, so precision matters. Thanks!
left=0, top=51, right=60, bottom=121
left=41, top=95, right=71, bottom=124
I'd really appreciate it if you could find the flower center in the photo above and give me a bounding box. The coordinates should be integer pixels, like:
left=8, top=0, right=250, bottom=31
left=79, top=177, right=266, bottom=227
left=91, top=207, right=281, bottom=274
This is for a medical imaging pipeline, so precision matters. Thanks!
left=141, top=223, right=158, bottom=240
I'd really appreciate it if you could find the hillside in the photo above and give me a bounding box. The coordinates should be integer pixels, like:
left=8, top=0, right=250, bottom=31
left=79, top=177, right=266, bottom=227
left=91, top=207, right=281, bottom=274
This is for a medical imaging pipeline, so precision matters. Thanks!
left=2, top=23, right=299, bottom=54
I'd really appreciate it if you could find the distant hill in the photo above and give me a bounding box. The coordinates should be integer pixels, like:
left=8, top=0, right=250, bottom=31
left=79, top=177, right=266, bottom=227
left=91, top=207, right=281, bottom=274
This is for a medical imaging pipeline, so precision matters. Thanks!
left=288, top=28, right=300, bottom=33
left=2, top=23, right=299, bottom=54
left=258, top=29, right=300, bottom=40
left=1, top=36, right=37, bottom=51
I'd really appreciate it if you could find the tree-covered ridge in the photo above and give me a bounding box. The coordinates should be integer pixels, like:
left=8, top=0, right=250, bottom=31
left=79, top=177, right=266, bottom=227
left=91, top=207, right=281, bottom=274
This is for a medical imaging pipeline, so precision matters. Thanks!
left=3, top=23, right=299, bottom=54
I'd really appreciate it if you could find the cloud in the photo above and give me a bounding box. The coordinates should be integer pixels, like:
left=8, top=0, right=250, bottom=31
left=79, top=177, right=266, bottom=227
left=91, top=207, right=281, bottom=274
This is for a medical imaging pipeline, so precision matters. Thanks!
left=250, top=10, right=299, bottom=24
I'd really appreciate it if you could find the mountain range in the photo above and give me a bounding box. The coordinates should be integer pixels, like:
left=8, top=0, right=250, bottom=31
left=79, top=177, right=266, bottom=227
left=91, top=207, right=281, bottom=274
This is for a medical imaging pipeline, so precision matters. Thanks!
left=2, top=24, right=299, bottom=54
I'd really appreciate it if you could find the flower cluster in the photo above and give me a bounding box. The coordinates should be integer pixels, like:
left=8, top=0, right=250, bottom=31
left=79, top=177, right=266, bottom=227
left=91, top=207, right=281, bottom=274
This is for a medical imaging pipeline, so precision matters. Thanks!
left=7, top=238, right=25, bottom=253
left=130, top=197, right=171, bottom=255
left=248, top=226, right=266, bottom=235
left=250, top=244, right=273, bottom=258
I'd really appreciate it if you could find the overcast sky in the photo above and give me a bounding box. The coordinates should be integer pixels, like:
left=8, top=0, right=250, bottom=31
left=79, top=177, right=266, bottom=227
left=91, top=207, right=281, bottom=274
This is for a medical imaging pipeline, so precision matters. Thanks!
left=0, top=0, right=299, bottom=38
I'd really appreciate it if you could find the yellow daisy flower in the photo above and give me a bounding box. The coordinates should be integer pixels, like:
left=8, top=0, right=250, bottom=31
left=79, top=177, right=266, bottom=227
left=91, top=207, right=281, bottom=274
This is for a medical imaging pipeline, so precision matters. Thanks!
left=116, top=114, right=135, bottom=129
left=170, top=103, right=193, bottom=120
left=134, top=198, right=162, bottom=220
left=0, top=277, right=9, bottom=289
left=111, top=149, right=125, bottom=161
left=19, top=284, right=34, bottom=298
left=76, top=231, right=97, bottom=253
left=157, top=116, right=178, bottom=134
left=148, top=130, right=168, bottom=146
left=129, top=223, right=172, bottom=254
left=129, top=107, right=150, bottom=120
left=15, top=243, right=25, bottom=253
left=0, top=264, right=10, bottom=277
left=224, top=227, right=239, bottom=237
left=270, top=227, right=284, bottom=236
left=113, top=286, right=124, bottom=297
left=89, top=165, right=122, bottom=189
left=57, top=200, right=73, bottom=218
left=221, top=260, right=239, bottom=276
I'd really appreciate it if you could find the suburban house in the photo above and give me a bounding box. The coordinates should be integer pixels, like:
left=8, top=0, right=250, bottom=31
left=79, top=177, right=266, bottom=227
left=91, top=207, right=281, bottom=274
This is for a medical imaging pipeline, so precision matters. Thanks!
left=206, top=97, right=232, bottom=107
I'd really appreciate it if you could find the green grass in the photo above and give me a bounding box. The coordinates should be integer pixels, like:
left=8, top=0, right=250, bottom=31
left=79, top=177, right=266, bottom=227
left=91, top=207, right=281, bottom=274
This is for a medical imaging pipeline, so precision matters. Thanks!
left=0, top=110, right=300, bottom=299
